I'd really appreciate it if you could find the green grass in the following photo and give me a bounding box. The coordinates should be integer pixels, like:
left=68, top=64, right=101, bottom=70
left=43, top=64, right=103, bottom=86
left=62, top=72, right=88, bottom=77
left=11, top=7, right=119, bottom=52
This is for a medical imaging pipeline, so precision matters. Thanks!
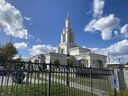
left=31, top=72, right=112, bottom=92
left=0, top=82, right=98, bottom=96
left=51, top=73, right=112, bottom=91
left=109, top=87, right=128, bottom=96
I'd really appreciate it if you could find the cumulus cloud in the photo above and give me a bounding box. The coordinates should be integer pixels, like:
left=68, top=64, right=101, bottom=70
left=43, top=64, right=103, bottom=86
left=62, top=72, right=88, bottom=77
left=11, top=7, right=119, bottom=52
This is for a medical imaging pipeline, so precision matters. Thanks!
left=121, top=24, right=128, bottom=38
left=91, top=39, right=128, bottom=63
left=24, top=16, right=33, bottom=25
left=14, top=42, right=27, bottom=49
left=84, top=0, right=128, bottom=63
left=84, top=0, right=128, bottom=40
left=0, top=0, right=28, bottom=39
left=24, top=17, right=31, bottom=21
left=36, top=38, right=42, bottom=43
left=108, top=39, right=128, bottom=56
left=93, top=0, right=105, bottom=18
left=85, top=14, right=120, bottom=40
left=29, top=44, right=56, bottom=56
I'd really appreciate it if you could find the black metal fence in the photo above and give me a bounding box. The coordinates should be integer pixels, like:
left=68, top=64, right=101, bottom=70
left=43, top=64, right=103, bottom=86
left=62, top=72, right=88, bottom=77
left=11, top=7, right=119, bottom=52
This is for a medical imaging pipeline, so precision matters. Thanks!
left=0, top=61, right=114, bottom=96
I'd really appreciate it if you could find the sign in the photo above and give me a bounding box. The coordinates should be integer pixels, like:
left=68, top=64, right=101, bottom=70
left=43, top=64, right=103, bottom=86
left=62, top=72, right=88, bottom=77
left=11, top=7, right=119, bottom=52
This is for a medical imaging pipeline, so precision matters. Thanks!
left=112, top=74, right=117, bottom=88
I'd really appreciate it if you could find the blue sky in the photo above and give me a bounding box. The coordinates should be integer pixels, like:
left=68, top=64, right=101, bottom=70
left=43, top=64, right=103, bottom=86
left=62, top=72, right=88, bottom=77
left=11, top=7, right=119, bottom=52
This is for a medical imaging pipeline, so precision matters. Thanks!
left=0, top=0, right=128, bottom=63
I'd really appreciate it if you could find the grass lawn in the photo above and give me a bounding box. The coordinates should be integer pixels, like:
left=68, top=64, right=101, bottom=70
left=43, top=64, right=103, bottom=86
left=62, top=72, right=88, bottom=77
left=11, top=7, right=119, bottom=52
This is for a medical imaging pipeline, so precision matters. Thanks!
left=109, top=87, right=128, bottom=96
left=50, top=73, right=112, bottom=91
left=31, top=72, right=112, bottom=92
left=0, top=82, right=98, bottom=96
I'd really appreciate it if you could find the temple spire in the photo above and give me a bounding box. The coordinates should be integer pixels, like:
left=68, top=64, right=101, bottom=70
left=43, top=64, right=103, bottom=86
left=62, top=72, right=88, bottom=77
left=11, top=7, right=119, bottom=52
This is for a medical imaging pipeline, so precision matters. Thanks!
left=66, top=11, right=69, bottom=20
left=65, top=12, right=70, bottom=28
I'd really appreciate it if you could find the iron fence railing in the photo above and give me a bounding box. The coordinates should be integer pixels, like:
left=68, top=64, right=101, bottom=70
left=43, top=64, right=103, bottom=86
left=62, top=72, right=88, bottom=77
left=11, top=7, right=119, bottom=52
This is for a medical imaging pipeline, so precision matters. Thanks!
left=0, top=61, right=114, bottom=96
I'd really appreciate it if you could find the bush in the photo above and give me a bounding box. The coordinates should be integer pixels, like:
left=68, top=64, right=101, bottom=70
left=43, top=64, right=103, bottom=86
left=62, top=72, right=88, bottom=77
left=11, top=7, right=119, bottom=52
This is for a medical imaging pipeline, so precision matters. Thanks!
left=53, top=59, right=60, bottom=67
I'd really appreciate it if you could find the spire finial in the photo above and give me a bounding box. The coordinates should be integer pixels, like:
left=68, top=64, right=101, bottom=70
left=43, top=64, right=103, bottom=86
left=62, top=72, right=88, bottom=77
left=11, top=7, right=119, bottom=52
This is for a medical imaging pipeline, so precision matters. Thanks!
left=65, top=11, right=70, bottom=28
left=66, top=11, right=69, bottom=20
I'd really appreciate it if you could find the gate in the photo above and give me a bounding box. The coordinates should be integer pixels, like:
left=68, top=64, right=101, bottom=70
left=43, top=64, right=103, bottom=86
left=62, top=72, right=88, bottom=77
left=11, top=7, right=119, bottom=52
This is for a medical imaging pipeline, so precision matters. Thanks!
left=0, top=61, right=114, bottom=96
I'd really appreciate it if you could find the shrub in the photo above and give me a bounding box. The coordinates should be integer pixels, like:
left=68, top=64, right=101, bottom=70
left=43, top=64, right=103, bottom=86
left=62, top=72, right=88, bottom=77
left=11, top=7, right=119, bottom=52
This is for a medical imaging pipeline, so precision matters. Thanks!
left=53, top=59, right=60, bottom=67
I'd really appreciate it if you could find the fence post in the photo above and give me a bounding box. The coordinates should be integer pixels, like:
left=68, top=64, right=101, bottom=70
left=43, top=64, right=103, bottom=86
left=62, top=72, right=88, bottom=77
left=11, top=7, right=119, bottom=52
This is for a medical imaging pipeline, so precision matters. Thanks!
left=26, top=62, right=30, bottom=86
left=118, top=65, right=125, bottom=96
left=66, top=65, right=69, bottom=86
left=113, top=70, right=117, bottom=96
left=90, top=68, right=93, bottom=96
left=47, top=62, right=51, bottom=96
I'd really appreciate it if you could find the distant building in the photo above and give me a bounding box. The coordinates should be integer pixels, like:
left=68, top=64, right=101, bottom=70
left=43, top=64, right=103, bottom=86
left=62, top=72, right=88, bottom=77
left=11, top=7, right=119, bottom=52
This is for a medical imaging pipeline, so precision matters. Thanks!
left=27, top=14, right=107, bottom=68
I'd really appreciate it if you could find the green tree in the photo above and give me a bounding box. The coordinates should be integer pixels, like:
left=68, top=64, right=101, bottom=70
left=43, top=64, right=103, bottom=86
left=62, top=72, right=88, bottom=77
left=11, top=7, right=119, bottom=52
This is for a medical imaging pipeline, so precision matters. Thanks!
left=15, top=54, right=23, bottom=62
left=34, top=59, right=39, bottom=63
left=67, top=56, right=75, bottom=66
left=53, top=59, right=60, bottom=67
left=80, top=59, right=88, bottom=67
left=0, top=42, right=18, bottom=61
left=15, top=58, right=22, bottom=62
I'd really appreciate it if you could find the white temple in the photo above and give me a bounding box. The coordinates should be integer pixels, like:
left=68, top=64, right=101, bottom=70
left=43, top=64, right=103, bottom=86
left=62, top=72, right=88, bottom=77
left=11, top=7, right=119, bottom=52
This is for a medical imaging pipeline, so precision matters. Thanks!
left=28, top=14, right=107, bottom=68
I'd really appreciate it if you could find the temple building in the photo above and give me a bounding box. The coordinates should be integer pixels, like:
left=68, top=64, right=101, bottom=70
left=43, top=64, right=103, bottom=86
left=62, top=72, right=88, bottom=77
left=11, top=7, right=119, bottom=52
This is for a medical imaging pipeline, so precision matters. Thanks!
left=28, top=14, right=107, bottom=68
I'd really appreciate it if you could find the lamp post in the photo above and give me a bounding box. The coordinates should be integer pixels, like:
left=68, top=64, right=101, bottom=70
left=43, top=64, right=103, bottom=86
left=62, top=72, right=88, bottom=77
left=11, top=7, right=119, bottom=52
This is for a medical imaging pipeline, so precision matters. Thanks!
left=66, top=54, right=70, bottom=86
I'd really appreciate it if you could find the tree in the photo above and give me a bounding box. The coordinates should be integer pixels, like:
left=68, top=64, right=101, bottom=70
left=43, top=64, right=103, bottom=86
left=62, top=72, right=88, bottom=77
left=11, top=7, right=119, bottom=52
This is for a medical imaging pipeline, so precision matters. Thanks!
left=126, top=62, right=128, bottom=65
left=67, top=56, right=75, bottom=66
left=80, top=56, right=88, bottom=67
left=0, top=42, right=18, bottom=61
left=34, top=59, right=39, bottom=63
left=80, top=59, right=88, bottom=67
left=53, top=59, right=60, bottom=67
left=15, top=58, right=23, bottom=62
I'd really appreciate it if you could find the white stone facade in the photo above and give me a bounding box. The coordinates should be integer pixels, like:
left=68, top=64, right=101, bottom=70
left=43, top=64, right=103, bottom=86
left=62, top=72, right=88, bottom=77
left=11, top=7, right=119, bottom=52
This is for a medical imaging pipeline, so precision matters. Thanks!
left=44, top=52, right=67, bottom=65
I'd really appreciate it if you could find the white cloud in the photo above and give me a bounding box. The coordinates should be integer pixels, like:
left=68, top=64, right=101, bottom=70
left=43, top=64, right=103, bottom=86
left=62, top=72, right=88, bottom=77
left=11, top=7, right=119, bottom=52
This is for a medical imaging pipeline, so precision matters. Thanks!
left=84, top=0, right=128, bottom=40
left=29, top=34, right=34, bottom=39
left=14, top=42, right=27, bottom=49
left=24, top=16, right=33, bottom=25
left=36, top=38, right=42, bottom=43
left=0, top=0, right=28, bottom=39
left=108, top=39, right=128, bottom=56
left=84, top=19, right=96, bottom=32
left=82, top=46, right=87, bottom=48
left=93, top=0, right=105, bottom=18
left=91, top=39, right=128, bottom=63
left=29, top=44, right=56, bottom=56
left=85, top=14, right=120, bottom=40
left=24, top=17, right=31, bottom=21
left=121, top=24, right=128, bottom=38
